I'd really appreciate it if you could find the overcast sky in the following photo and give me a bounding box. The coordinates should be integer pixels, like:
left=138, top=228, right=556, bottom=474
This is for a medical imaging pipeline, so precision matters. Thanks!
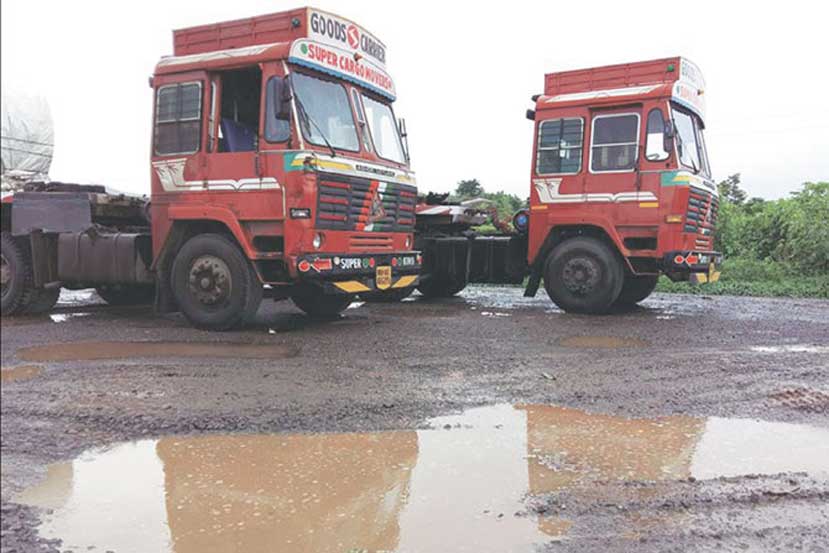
left=3, top=0, right=827, bottom=199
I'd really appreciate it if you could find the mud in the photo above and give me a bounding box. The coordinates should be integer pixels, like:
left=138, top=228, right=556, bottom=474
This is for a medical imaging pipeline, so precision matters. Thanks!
left=0, top=365, right=42, bottom=383
left=2, top=287, right=829, bottom=552
left=559, top=336, right=650, bottom=349
left=17, top=341, right=300, bottom=362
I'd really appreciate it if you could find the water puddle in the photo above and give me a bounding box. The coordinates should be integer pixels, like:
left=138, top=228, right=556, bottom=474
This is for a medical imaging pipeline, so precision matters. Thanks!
left=17, top=341, right=299, bottom=362
left=16, top=404, right=829, bottom=553
left=751, top=344, right=829, bottom=354
left=559, top=336, right=649, bottom=348
left=1, top=364, right=42, bottom=383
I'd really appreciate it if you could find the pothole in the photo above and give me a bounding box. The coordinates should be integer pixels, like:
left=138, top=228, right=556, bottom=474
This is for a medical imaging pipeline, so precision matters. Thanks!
left=1, top=365, right=43, bottom=383
left=769, top=388, right=829, bottom=413
left=16, top=341, right=300, bottom=362
left=559, top=336, right=649, bottom=348
left=16, top=404, right=829, bottom=553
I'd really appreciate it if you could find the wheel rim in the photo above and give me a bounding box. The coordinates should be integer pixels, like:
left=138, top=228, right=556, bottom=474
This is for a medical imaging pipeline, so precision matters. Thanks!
left=0, top=252, right=10, bottom=300
left=188, top=255, right=232, bottom=307
left=561, top=257, right=600, bottom=296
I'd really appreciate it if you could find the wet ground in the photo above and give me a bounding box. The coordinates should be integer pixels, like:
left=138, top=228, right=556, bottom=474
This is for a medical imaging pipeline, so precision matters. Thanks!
left=1, top=287, right=828, bottom=552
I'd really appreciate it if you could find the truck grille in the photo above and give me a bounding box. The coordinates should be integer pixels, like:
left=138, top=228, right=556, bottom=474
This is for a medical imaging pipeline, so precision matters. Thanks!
left=316, top=172, right=416, bottom=233
left=684, top=186, right=718, bottom=247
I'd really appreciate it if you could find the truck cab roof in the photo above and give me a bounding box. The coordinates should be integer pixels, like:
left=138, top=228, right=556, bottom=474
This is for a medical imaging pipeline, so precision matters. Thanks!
left=155, top=7, right=396, bottom=101
left=536, top=57, right=706, bottom=121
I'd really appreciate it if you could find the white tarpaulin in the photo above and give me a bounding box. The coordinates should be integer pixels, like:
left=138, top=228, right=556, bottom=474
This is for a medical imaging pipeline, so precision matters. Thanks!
left=1, top=89, right=54, bottom=191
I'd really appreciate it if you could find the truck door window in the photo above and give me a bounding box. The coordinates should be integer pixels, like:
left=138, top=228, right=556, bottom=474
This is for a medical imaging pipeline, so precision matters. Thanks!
left=590, top=113, right=640, bottom=172
left=217, top=67, right=262, bottom=153
left=292, top=72, right=359, bottom=152
left=154, top=82, right=202, bottom=156
left=645, top=108, right=669, bottom=161
left=536, top=118, right=584, bottom=175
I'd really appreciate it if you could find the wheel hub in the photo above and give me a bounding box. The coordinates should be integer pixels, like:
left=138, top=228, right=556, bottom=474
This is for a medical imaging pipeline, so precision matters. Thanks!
left=561, top=257, right=600, bottom=295
left=0, top=252, right=10, bottom=298
left=188, top=255, right=231, bottom=306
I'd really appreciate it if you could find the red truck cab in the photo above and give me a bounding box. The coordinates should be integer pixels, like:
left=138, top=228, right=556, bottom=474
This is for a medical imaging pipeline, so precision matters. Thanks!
left=149, top=8, right=420, bottom=327
left=523, top=57, right=721, bottom=312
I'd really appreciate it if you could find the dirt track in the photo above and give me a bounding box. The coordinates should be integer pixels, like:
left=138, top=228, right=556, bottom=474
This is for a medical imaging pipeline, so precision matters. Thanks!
left=1, top=288, right=828, bottom=552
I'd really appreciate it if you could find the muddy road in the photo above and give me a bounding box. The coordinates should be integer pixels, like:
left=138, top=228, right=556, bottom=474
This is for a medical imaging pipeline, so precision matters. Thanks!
left=1, top=288, right=828, bottom=553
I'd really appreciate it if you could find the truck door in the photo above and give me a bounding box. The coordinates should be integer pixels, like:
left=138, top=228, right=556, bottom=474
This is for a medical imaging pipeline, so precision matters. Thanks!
left=583, top=108, right=656, bottom=224
left=201, top=66, right=279, bottom=195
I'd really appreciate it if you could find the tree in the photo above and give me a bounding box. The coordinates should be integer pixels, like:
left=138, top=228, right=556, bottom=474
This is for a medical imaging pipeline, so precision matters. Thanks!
left=717, top=173, right=747, bottom=205
left=455, top=179, right=484, bottom=199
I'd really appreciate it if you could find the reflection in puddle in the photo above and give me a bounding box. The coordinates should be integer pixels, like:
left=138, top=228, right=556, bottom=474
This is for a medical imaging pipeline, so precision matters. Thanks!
left=17, top=405, right=829, bottom=553
left=559, top=336, right=649, bottom=348
left=49, top=312, right=92, bottom=323
left=0, top=365, right=42, bottom=383
left=17, top=341, right=299, bottom=362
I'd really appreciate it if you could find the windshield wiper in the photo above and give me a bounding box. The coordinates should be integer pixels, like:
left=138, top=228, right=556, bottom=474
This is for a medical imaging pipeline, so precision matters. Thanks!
left=293, top=91, right=338, bottom=158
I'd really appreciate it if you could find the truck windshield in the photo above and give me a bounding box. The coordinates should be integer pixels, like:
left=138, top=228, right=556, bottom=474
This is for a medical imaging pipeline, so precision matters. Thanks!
left=361, top=94, right=406, bottom=164
left=671, top=105, right=710, bottom=177
left=292, top=72, right=359, bottom=152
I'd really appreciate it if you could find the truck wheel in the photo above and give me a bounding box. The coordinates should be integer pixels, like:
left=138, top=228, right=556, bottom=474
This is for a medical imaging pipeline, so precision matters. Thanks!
left=23, top=287, right=61, bottom=315
left=417, top=278, right=466, bottom=298
left=1, top=231, right=36, bottom=315
left=360, top=287, right=415, bottom=303
left=615, top=274, right=659, bottom=306
left=543, top=237, right=623, bottom=314
left=171, top=234, right=263, bottom=330
left=96, top=285, right=155, bottom=306
left=292, top=286, right=352, bottom=318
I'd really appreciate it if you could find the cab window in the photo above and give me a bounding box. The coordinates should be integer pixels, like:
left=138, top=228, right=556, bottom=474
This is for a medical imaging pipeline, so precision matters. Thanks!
left=536, top=118, right=583, bottom=175
left=154, top=82, right=202, bottom=155
left=590, top=113, right=639, bottom=172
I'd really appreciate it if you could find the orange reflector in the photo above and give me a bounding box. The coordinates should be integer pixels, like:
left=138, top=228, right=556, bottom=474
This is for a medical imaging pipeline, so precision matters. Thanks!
left=311, top=258, right=333, bottom=271
left=666, top=215, right=684, bottom=223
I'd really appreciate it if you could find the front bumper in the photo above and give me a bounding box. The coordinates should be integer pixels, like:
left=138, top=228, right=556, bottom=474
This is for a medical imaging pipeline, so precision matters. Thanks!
left=661, top=250, right=723, bottom=284
left=296, top=252, right=421, bottom=294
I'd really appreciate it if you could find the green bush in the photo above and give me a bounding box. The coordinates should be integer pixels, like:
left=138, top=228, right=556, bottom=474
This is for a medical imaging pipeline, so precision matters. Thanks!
left=655, top=258, right=829, bottom=299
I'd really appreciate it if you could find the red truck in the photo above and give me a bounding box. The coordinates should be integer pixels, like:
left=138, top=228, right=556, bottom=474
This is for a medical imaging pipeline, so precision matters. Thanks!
left=1, top=8, right=421, bottom=329
left=410, top=57, right=722, bottom=313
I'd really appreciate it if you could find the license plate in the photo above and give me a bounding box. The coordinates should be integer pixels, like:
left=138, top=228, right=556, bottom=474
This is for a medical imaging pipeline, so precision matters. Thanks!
left=375, top=266, right=392, bottom=290
left=708, top=263, right=721, bottom=283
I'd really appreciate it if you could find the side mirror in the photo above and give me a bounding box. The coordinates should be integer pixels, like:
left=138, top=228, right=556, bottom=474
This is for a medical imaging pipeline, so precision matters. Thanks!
left=663, top=120, right=676, bottom=138
left=269, top=76, right=292, bottom=121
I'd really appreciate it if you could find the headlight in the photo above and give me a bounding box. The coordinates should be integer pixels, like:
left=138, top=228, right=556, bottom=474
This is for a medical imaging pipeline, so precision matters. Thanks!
left=312, top=233, right=323, bottom=249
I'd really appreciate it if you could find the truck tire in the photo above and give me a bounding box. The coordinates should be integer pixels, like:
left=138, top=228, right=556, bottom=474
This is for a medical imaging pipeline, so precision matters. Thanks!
left=291, top=287, right=352, bottom=318
left=171, top=234, right=262, bottom=330
left=360, top=287, right=415, bottom=303
left=1, top=231, right=37, bottom=315
left=615, top=274, right=659, bottom=306
left=23, top=287, right=61, bottom=315
left=417, top=278, right=466, bottom=298
left=543, top=237, right=624, bottom=314
left=96, top=285, right=155, bottom=306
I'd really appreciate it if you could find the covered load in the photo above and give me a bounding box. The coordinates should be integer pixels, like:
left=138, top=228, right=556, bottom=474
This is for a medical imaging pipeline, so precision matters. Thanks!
left=1, top=89, right=54, bottom=192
